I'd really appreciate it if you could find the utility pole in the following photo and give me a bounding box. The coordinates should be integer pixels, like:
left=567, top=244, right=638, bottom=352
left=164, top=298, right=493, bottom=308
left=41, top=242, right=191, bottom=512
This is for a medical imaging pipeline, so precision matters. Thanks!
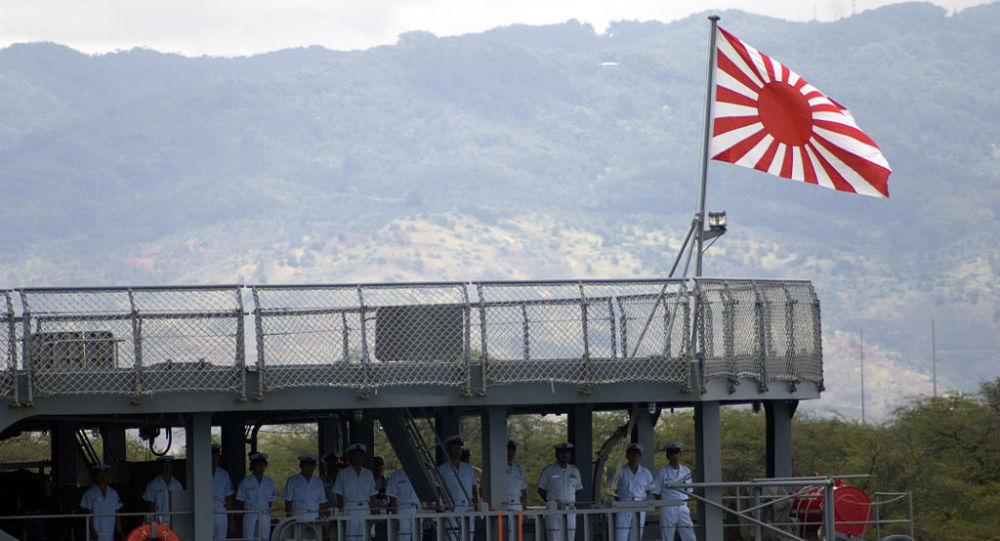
left=860, top=328, right=865, bottom=425
left=931, top=318, right=937, bottom=398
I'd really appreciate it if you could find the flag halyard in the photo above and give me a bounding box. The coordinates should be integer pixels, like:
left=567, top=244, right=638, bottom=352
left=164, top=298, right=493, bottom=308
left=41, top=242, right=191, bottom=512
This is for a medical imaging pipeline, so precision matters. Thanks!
left=709, top=27, right=891, bottom=198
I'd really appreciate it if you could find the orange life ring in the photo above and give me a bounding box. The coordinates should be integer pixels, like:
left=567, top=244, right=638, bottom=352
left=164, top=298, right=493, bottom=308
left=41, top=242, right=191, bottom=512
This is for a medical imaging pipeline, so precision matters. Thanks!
left=126, top=522, right=180, bottom=541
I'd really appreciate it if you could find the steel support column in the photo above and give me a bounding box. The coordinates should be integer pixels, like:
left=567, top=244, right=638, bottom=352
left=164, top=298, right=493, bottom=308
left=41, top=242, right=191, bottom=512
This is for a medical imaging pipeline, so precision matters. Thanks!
left=101, top=423, right=127, bottom=484
left=52, top=420, right=77, bottom=539
left=187, top=413, right=214, bottom=541
left=319, top=417, right=345, bottom=461
left=481, top=406, right=508, bottom=508
left=435, top=410, right=461, bottom=465
left=349, top=415, right=376, bottom=468
left=694, top=401, right=723, bottom=541
left=635, top=407, right=656, bottom=472
left=568, top=404, right=594, bottom=504
left=765, top=400, right=798, bottom=478
left=221, top=420, right=246, bottom=488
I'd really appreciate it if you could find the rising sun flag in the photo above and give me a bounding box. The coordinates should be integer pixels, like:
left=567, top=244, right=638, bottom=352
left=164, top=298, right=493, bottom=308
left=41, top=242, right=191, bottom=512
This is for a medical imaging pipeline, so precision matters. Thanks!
left=709, top=27, right=892, bottom=197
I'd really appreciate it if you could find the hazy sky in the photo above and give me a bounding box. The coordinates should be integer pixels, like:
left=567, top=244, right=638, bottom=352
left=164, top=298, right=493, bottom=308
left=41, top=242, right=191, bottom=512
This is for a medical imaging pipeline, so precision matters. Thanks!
left=0, top=0, right=991, bottom=57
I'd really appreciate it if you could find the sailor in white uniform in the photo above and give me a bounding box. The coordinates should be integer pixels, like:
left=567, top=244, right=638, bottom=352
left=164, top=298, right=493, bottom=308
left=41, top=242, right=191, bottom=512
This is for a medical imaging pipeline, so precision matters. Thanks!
left=79, top=464, right=123, bottom=541
left=236, top=453, right=277, bottom=541
left=285, top=454, right=327, bottom=521
left=505, top=440, right=528, bottom=511
left=321, top=451, right=343, bottom=513
left=332, top=443, right=377, bottom=541
left=537, top=442, right=583, bottom=541
left=142, top=456, right=183, bottom=525
left=652, top=442, right=696, bottom=541
left=437, top=434, right=479, bottom=541
left=386, top=467, right=422, bottom=541
left=610, top=443, right=653, bottom=541
left=211, top=444, right=236, bottom=540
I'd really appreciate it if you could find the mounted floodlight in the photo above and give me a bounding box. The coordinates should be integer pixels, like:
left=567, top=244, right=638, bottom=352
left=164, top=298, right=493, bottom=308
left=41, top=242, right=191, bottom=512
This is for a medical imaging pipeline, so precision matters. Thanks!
left=702, top=210, right=728, bottom=242
left=708, top=211, right=727, bottom=232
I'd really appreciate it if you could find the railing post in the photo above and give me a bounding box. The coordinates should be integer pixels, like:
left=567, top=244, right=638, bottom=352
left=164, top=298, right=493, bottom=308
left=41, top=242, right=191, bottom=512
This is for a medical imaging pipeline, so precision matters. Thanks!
left=341, top=312, right=350, bottom=361
left=752, top=485, right=762, bottom=541
left=781, top=283, right=798, bottom=392
left=608, top=298, right=617, bottom=359
left=823, top=480, right=835, bottom=541
left=476, top=283, right=489, bottom=378
left=617, top=297, right=629, bottom=360
left=688, top=281, right=706, bottom=395
left=578, top=282, right=592, bottom=390
left=751, top=281, right=768, bottom=392
left=17, top=290, right=33, bottom=405
left=356, top=286, right=371, bottom=398
left=908, top=491, right=915, bottom=539
left=721, top=282, right=736, bottom=393
left=127, top=289, right=143, bottom=405
left=251, top=287, right=265, bottom=401
left=462, top=284, right=478, bottom=397
left=874, top=493, right=881, bottom=540
left=521, top=303, right=530, bottom=362
left=4, top=291, right=18, bottom=406
left=235, top=287, right=247, bottom=402
left=810, top=283, right=824, bottom=391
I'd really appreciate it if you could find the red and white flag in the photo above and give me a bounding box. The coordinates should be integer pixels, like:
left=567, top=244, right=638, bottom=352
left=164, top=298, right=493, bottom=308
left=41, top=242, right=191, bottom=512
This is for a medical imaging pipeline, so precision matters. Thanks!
left=710, top=27, right=892, bottom=197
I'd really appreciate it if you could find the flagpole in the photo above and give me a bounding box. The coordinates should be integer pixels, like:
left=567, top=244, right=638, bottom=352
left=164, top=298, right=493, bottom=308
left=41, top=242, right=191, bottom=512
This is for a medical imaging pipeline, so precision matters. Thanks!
left=694, top=15, right=721, bottom=278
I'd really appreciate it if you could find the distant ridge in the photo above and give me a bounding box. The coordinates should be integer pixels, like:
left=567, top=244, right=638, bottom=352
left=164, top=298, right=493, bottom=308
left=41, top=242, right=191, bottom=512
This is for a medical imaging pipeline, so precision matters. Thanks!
left=1, top=2, right=999, bottom=419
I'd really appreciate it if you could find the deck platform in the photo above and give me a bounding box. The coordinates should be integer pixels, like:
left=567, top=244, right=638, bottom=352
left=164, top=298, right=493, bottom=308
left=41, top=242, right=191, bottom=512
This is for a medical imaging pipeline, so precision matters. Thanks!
left=0, top=278, right=824, bottom=541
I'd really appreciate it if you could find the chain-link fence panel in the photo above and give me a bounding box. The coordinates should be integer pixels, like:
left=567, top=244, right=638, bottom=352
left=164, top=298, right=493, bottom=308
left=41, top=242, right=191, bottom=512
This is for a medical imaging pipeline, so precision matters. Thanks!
left=758, top=282, right=796, bottom=385
left=1, top=291, right=15, bottom=402
left=18, top=287, right=243, bottom=399
left=772, top=282, right=822, bottom=385
left=129, top=288, right=245, bottom=395
left=252, top=284, right=470, bottom=394
left=699, top=281, right=763, bottom=387
left=697, top=280, right=822, bottom=388
left=476, top=280, right=692, bottom=388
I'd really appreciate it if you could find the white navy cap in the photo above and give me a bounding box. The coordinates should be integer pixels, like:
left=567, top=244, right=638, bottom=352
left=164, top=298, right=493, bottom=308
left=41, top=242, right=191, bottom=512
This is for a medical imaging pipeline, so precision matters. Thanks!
left=554, top=442, right=574, bottom=451
left=298, top=453, right=318, bottom=462
left=249, top=452, right=269, bottom=463
left=345, top=443, right=367, bottom=454
left=665, top=442, right=684, bottom=452
left=444, top=434, right=465, bottom=446
left=156, top=455, right=175, bottom=462
left=626, top=443, right=644, bottom=454
left=507, top=439, right=519, bottom=448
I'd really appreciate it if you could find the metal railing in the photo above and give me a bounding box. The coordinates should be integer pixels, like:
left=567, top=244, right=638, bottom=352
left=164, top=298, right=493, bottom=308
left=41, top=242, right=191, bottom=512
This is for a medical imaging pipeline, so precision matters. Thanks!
left=0, top=482, right=913, bottom=541
left=0, top=280, right=822, bottom=403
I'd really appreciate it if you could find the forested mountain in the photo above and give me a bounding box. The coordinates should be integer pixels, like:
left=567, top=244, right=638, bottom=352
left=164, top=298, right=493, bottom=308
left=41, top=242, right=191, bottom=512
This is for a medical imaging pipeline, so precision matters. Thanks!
left=1, top=2, right=998, bottom=419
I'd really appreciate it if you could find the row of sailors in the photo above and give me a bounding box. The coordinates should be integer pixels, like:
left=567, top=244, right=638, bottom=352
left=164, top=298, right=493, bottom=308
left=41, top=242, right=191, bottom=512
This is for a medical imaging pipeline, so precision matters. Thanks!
left=79, top=438, right=694, bottom=541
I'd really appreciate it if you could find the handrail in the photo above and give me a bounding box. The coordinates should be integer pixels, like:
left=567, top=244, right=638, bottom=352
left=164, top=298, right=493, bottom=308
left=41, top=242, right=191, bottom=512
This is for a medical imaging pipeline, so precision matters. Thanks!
left=0, top=279, right=823, bottom=401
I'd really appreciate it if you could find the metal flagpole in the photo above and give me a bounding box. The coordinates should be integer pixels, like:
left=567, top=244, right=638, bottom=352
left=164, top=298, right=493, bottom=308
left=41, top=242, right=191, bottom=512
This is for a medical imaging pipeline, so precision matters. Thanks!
left=694, top=15, right=721, bottom=278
